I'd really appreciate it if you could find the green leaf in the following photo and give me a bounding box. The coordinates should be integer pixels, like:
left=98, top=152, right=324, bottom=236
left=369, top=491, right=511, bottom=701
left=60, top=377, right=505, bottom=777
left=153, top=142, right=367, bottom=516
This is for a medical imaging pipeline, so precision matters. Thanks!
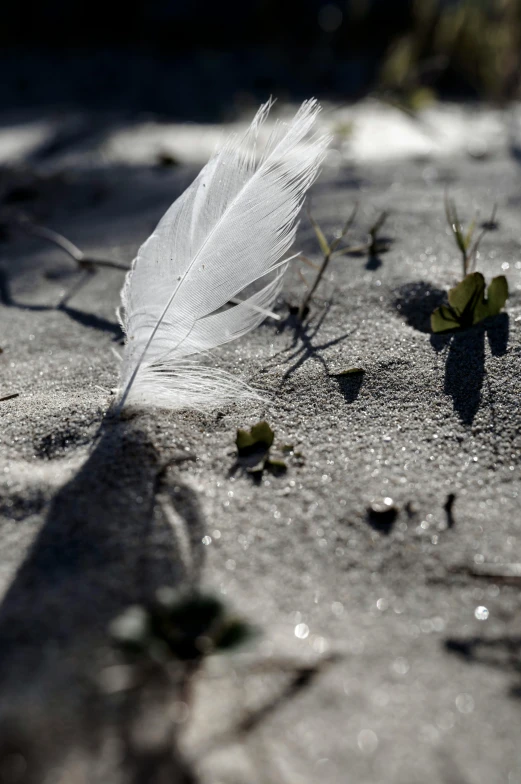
left=431, top=273, right=509, bottom=333
left=265, top=457, right=288, bottom=474
left=464, top=216, right=477, bottom=251
left=236, top=421, right=274, bottom=455
left=447, top=272, right=485, bottom=324
left=250, top=421, right=275, bottom=447
left=430, top=305, right=462, bottom=333
left=236, top=429, right=255, bottom=451
left=111, top=592, right=256, bottom=663
left=474, top=275, right=509, bottom=323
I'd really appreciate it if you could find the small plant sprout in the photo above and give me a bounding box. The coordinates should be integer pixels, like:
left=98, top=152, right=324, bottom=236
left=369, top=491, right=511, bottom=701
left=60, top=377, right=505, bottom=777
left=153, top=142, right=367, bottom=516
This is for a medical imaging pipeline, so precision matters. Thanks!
left=110, top=589, right=254, bottom=665
left=367, top=211, right=390, bottom=257
left=235, top=421, right=294, bottom=475
left=444, top=192, right=497, bottom=278
left=431, top=195, right=508, bottom=333
left=297, top=204, right=358, bottom=321
left=431, top=272, right=508, bottom=333
left=297, top=206, right=392, bottom=321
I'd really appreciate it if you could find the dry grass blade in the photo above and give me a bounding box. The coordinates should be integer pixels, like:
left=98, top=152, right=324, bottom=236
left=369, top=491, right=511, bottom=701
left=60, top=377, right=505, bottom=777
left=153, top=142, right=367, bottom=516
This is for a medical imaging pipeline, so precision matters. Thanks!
left=306, top=207, right=330, bottom=256
left=468, top=202, right=498, bottom=273
left=297, top=205, right=361, bottom=320
left=297, top=254, right=320, bottom=270
left=298, top=268, right=311, bottom=288
left=368, top=210, right=389, bottom=255
left=23, top=222, right=84, bottom=263
left=445, top=193, right=466, bottom=257
left=0, top=392, right=20, bottom=402
left=20, top=221, right=129, bottom=271
left=443, top=194, right=498, bottom=277
left=330, top=202, right=359, bottom=253
left=464, top=216, right=477, bottom=251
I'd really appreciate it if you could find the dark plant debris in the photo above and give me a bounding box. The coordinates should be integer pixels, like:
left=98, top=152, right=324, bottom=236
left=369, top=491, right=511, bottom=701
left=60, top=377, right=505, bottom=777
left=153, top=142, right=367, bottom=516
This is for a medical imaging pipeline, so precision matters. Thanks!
left=235, top=421, right=294, bottom=476
left=448, top=563, right=521, bottom=587
left=330, top=367, right=365, bottom=377
left=444, top=492, right=456, bottom=529
left=367, top=496, right=399, bottom=534
left=110, top=589, right=254, bottom=665
left=368, top=211, right=391, bottom=256
left=156, top=150, right=180, bottom=168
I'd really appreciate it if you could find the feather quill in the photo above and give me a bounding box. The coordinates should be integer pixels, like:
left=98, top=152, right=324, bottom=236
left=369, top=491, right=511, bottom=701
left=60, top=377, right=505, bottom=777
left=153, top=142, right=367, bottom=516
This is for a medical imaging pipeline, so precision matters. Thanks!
left=117, top=99, right=329, bottom=411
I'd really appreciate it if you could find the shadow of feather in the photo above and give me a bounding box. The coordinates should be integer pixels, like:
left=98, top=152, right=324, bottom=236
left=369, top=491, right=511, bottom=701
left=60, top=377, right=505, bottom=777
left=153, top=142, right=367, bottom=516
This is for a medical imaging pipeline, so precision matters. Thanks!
left=0, top=419, right=204, bottom=783
left=0, top=266, right=123, bottom=339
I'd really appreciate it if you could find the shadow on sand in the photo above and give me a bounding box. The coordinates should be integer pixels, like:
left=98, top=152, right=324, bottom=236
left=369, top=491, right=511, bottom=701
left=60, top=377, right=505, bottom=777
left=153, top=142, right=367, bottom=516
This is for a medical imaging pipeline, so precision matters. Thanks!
left=0, top=418, right=204, bottom=783
left=393, top=281, right=509, bottom=426
left=0, top=266, right=124, bottom=339
left=445, top=633, right=521, bottom=699
left=431, top=313, right=509, bottom=425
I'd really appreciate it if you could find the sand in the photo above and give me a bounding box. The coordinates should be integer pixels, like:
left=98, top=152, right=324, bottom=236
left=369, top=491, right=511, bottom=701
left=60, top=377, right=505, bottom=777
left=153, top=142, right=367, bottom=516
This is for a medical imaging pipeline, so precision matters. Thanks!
left=1, top=104, right=521, bottom=783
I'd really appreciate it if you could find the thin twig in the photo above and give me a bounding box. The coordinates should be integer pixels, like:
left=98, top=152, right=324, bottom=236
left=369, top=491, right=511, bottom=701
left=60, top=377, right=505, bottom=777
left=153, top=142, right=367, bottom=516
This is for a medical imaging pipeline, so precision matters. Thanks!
left=449, top=563, right=521, bottom=586
left=297, top=254, right=320, bottom=271
left=19, top=221, right=129, bottom=271
left=0, top=392, right=19, bottom=402
left=330, top=202, right=359, bottom=253
left=368, top=211, right=388, bottom=256
left=298, top=268, right=311, bottom=288
left=198, top=652, right=340, bottom=754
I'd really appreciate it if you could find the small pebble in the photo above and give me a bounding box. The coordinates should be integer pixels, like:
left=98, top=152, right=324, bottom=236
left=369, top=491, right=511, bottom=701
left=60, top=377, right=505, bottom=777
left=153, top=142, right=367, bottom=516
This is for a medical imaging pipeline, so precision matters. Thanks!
left=368, top=497, right=399, bottom=522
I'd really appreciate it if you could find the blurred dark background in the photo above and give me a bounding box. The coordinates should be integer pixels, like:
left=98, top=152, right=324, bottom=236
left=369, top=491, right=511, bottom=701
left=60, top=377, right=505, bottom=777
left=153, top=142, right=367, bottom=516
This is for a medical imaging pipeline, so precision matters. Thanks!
left=2, top=0, right=521, bottom=119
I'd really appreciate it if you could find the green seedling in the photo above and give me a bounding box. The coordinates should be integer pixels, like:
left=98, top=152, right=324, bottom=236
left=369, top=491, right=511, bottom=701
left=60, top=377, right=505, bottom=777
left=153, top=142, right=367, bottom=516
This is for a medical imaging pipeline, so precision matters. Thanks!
left=297, top=206, right=391, bottom=320
left=236, top=420, right=275, bottom=455
left=297, top=204, right=358, bottom=320
left=431, top=195, right=508, bottom=333
left=445, top=193, right=497, bottom=278
left=236, top=421, right=289, bottom=475
left=431, top=272, right=508, bottom=333
left=110, top=589, right=254, bottom=665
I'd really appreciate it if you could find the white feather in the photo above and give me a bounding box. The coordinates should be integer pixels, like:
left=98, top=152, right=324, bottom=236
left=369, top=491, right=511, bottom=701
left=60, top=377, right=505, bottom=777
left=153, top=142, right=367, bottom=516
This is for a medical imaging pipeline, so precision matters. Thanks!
left=117, top=99, right=329, bottom=410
